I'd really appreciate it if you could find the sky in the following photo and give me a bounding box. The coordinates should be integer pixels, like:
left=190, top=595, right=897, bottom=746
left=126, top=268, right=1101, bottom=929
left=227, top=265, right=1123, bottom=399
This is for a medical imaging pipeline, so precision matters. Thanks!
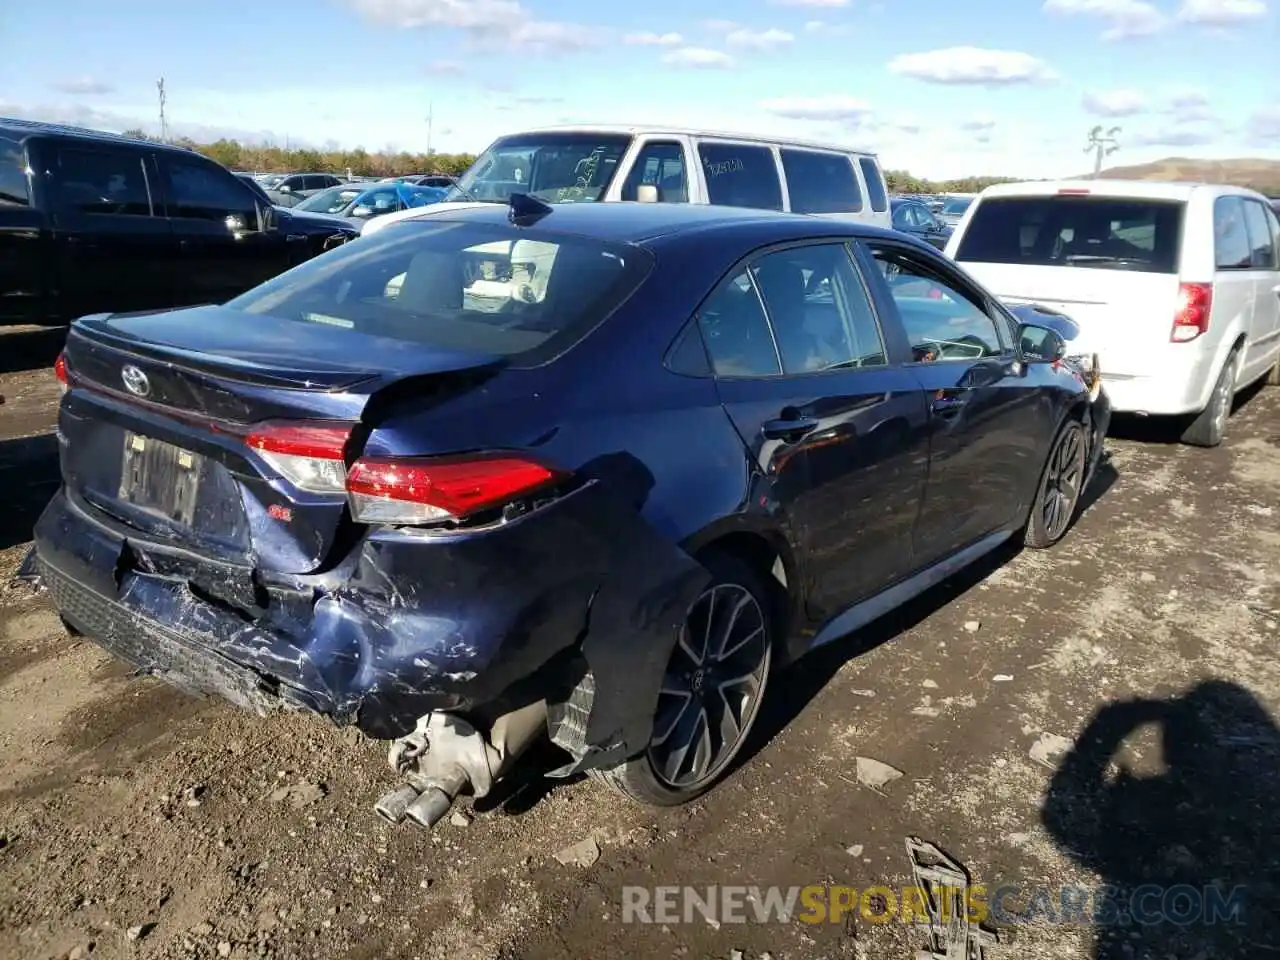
left=0, top=0, right=1276, bottom=180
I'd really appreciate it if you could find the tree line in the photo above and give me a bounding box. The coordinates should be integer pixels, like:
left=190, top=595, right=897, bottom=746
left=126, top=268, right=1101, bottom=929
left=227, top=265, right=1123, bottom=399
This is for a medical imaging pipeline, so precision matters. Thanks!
left=118, top=131, right=1023, bottom=193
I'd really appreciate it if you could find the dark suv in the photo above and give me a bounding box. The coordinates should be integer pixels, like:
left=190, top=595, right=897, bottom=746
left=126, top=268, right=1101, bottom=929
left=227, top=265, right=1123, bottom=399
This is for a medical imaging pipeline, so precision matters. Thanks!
left=0, top=119, right=359, bottom=327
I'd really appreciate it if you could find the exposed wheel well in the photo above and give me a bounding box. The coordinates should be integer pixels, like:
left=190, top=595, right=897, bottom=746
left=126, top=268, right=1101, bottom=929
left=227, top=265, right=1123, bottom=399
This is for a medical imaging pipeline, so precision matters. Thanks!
left=694, top=531, right=797, bottom=637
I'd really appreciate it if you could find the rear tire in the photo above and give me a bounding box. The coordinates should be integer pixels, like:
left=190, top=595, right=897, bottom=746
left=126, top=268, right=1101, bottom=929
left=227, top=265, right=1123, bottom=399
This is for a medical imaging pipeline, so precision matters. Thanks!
left=1024, top=417, right=1087, bottom=550
left=1181, top=348, right=1238, bottom=448
left=591, top=553, right=775, bottom=807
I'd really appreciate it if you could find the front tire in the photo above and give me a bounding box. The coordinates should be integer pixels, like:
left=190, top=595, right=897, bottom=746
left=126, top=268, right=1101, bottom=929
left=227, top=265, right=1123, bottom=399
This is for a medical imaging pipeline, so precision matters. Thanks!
left=1024, top=417, right=1088, bottom=549
left=1181, top=348, right=1238, bottom=447
left=592, top=554, right=774, bottom=807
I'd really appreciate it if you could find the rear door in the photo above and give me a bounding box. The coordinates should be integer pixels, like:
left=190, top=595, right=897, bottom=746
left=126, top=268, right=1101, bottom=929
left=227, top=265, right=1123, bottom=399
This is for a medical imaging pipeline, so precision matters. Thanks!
left=0, top=134, right=49, bottom=325
left=1239, top=197, right=1280, bottom=377
left=779, top=148, right=865, bottom=223
left=47, top=140, right=175, bottom=319
left=861, top=239, right=1049, bottom=567
left=699, top=241, right=929, bottom=623
left=694, top=140, right=784, bottom=212
left=951, top=192, right=1185, bottom=378
left=155, top=151, right=293, bottom=304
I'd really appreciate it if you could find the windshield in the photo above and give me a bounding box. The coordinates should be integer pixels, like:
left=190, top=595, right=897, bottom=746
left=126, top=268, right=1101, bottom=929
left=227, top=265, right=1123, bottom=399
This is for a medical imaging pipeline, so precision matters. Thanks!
left=445, top=132, right=632, bottom=204
left=259, top=174, right=285, bottom=189
left=225, top=219, right=653, bottom=364
left=295, top=185, right=364, bottom=214
left=941, top=197, right=972, bottom=215
left=955, top=195, right=1185, bottom=273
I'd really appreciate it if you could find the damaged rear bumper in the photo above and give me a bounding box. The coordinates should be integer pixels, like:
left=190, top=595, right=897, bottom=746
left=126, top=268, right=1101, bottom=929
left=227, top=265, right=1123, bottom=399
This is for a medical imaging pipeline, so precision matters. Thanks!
left=27, top=481, right=709, bottom=773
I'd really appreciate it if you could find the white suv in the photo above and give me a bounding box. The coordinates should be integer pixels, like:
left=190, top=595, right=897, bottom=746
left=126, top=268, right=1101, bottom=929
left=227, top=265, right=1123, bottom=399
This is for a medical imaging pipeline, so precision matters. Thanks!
left=946, top=179, right=1280, bottom=446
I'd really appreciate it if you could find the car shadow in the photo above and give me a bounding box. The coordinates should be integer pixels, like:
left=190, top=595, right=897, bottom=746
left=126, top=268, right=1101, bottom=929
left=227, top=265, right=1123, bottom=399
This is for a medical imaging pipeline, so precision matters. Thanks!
left=0, top=433, right=60, bottom=551
left=0, top=327, right=65, bottom=375
left=1041, top=679, right=1280, bottom=956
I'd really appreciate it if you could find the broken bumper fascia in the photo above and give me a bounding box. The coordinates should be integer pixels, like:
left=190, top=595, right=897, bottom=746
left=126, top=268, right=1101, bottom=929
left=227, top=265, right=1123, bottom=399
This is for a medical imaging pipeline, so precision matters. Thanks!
left=26, top=481, right=709, bottom=773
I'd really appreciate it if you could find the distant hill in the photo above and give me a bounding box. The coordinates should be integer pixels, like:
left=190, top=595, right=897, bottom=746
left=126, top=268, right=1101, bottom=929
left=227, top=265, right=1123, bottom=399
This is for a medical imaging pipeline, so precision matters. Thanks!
left=1090, top=157, right=1280, bottom=195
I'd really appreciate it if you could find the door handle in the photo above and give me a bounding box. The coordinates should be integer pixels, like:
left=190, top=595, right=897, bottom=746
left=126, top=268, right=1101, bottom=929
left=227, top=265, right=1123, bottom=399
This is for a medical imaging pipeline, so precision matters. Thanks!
left=931, top=395, right=967, bottom=415
left=761, top=417, right=819, bottom=442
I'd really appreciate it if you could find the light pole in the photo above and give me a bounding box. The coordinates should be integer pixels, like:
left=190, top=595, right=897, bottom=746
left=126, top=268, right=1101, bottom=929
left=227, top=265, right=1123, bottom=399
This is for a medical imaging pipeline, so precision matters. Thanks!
left=1085, top=125, right=1120, bottom=175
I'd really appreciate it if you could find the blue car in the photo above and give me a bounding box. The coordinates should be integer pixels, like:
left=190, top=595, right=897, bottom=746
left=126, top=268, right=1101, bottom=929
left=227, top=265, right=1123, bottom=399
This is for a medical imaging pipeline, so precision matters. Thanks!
left=293, top=181, right=447, bottom=220
left=25, top=199, right=1108, bottom=826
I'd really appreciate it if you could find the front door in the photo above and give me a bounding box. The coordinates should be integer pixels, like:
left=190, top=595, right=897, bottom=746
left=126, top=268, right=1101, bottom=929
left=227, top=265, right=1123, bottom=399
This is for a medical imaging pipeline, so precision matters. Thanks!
left=155, top=152, right=292, bottom=305
left=861, top=239, right=1046, bottom=567
left=700, top=241, right=930, bottom=626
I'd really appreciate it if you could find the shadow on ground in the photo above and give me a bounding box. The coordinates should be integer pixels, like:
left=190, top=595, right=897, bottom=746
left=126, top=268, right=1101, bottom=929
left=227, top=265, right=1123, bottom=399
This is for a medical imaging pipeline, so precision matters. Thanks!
left=0, top=433, right=59, bottom=551
left=1107, top=378, right=1269, bottom=445
left=1042, top=679, right=1280, bottom=957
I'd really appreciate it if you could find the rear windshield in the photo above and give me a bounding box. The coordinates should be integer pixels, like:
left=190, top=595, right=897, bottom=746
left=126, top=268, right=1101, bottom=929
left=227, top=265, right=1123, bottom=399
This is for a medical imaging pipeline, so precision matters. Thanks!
left=954, top=195, right=1185, bottom=273
left=226, top=219, right=653, bottom=364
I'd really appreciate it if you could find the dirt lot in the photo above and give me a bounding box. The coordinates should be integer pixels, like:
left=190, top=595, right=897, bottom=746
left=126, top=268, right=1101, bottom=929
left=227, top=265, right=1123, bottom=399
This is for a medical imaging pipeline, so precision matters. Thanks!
left=2, top=327, right=1278, bottom=960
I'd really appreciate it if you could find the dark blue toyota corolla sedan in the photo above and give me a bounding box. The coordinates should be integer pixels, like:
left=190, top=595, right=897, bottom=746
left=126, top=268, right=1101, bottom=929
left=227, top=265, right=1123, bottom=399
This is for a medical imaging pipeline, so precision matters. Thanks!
left=25, top=198, right=1109, bottom=826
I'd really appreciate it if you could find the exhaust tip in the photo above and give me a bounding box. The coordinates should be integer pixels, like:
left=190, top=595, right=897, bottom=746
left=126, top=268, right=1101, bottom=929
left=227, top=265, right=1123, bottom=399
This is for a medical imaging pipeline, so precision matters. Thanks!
left=374, top=784, right=422, bottom=825
left=404, top=787, right=455, bottom=829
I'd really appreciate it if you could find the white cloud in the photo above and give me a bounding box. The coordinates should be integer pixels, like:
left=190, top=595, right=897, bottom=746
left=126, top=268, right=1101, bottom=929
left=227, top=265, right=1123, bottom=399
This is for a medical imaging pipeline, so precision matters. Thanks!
left=960, top=115, right=997, bottom=132
left=1042, top=0, right=1168, bottom=39
left=623, top=31, right=683, bottom=45
left=347, top=0, right=602, bottom=53
left=662, top=47, right=735, bottom=68
left=1176, top=0, right=1268, bottom=24
left=426, top=60, right=466, bottom=75
left=888, top=47, right=1059, bottom=85
left=50, top=77, right=115, bottom=95
left=770, top=0, right=850, bottom=6
left=758, top=95, right=874, bottom=122
left=725, top=28, right=795, bottom=50
left=0, top=100, right=279, bottom=146
left=802, top=19, right=851, bottom=34
left=1162, top=88, right=1217, bottom=122
left=1246, top=106, right=1280, bottom=145
left=1082, top=88, right=1148, bottom=116
left=1132, top=124, right=1218, bottom=147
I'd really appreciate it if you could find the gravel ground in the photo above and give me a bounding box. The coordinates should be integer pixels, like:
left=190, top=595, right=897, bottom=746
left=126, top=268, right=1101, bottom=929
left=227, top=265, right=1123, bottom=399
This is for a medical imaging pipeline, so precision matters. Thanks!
left=2, top=327, right=1278, bottom=960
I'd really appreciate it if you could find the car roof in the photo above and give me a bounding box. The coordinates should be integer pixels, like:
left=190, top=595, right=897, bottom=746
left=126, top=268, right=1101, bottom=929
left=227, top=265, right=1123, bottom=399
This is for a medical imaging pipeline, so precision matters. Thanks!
left=489, top=124, right=879, bottom=158
left=389, top=200, right=906, bottom=247
left=977, top=178, right=1264, bottom=202
left=0, top=116, right=199, bottom=156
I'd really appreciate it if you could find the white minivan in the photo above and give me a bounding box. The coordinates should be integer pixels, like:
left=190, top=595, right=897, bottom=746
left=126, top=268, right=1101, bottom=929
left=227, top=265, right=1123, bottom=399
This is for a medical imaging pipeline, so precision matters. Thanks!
left=946, top=180, right=1280, bottom=446
left=362, top=124, right=893, bottom=237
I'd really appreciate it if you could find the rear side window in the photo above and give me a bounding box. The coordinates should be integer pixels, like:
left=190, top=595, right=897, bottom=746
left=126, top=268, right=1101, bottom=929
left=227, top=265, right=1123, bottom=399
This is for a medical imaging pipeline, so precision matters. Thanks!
left=163, top=158, right=258, bottom=225
left=56, top=147, right=153, bottom=217
left=780, top=150, right=862, bottom=213
left=226, top=220, right=654, bottom=366
left=698, top=142, right=783, bottom=211
left=696, top=270, right=781, bottom=377
left=0, top=136, right=29, bottom=207
left=1214, top=196, right=1252, bottom=270
left=858, top=158, right=888, bottom=213
left=955, top=195, right=1184, bottom=274
left=1241, top=199, right=1278, bottom=269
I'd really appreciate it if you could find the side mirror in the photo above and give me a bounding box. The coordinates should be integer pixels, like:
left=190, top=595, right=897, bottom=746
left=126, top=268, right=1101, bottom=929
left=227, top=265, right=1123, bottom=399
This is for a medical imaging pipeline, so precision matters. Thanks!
left=351, top=205, right=374, bottom=219
left=636, top=184, right=659, bottom=203
left=277, top=184, right=292, bottom=193
left=1017, top=322, right=1067, bottom=363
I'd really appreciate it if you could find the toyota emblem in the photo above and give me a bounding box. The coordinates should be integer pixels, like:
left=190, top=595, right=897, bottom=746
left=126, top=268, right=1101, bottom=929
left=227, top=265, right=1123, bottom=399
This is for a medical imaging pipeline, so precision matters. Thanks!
left=121, top=364, right=151, bottom=398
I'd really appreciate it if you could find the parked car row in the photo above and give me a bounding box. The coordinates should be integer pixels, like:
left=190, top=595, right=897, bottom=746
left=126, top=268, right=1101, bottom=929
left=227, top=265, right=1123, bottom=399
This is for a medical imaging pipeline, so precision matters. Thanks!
left=9, top=112, right=1280, bottom=833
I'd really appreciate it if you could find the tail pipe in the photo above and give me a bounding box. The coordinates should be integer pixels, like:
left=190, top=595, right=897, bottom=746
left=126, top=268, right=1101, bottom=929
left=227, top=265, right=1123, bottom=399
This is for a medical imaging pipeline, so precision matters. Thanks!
left=373, top=783, right=422, bottom=825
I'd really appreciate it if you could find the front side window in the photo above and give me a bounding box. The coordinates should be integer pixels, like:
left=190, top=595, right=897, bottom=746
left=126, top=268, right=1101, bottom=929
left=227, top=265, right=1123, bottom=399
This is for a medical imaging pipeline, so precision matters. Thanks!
left=56, top=148, right=152, bottom=217
left=781, top=150, right=862, bottom=214
left=163, top=158, right=258, bottom=225
left=698, top=142, right=783, bottom=211
left=621, top=141, right=687, bottom=202
left=226, top=219, right=653, bottom=365
left=0, top=136, right=29, bottom=207
left=750, top=244, right=886, bottom=373
left=869, top=246, right=1004, bottom=362
left=955, top=195, right=1184, bottom=274
left=696, top=270, right=781, bottom=378
left=449, top=133, right=631, bottom=204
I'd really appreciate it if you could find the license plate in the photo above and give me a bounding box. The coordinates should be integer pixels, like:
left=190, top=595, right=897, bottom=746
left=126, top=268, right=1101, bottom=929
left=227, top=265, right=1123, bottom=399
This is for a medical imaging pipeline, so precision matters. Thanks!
left=118, top=432, right=202, bottom=526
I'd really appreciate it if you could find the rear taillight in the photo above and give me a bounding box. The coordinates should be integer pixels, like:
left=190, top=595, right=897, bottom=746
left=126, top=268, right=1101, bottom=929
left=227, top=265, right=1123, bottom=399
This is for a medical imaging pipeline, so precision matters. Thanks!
left=346, top=456, right=558, bottom=525
left=1172, top=282, right=1212, bottom=342
left=246, top=421, right=352, bottom=494
left=54, top=351, right=69, bottom=394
